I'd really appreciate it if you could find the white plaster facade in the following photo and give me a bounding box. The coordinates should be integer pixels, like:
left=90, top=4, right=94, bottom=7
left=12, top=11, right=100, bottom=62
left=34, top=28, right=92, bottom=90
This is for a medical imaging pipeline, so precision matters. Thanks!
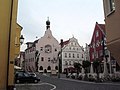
left=25, top=44, right=36, bottom=72
left=84, top=43, right=90, bottom=61
left=62, top=37, right=85, bottom=72
left=36, top=20, right=60, bottom=73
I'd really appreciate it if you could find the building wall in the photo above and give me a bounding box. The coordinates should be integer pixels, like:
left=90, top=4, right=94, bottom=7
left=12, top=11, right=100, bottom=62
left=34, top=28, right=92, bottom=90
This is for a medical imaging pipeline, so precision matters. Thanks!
left=25, top=47, right=36, bottom=72
left=8, top=0, right=18, bottom=87
left=15, top=23, right=22, bottom=58
left=103, top=0, right=120, bottom=65
left=89, top=23, right=105, bottom=62
left=0, top=0, right=18, bottom=89
left=36, top=28, right=60, bottom=72
left=84, top=43, right=90, bottom=61
left=0, top=0, right=12, bottom=89
left=20, top=52, right=25, bottom=69
left=62, top=37, right=84, bottom=72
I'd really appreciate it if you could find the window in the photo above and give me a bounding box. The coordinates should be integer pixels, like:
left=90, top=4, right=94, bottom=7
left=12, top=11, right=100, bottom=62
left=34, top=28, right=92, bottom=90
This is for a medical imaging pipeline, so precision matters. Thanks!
left=24, top=73, right=29, bottom=77
left=69, top=61, right=71, bottom=65
left=82, top=54, right=83, bottom=58
left=47, top=66, right=51, bottom=70
left=39, top=66, right=43, bottom=70
left=71, top=43, right=73, bottom=45
left=17, top=72, right=24, bottom=77
left=55, top=66, right=58, bottom=70
left=96, top=30, right=99, bottom=37
left=65, top=53, right=67, bottom=58
left=69, top=53, right=71, bottom=58
left=99, top=50, right=103, bottom=56
left=92, top=52, right=94, bottom=59
left=65, top=61, right=68, bottom=65
left=109, top=0, right=115, bottom=11
left=77, top=48, right=78, bottom=50
left=41, top=57, right=44, bottom=61
left=73, top=53, right=75, bottom=58
left=105, top=0, right=115, bottom=16
left=96, top=51, right=98, bottom=58
left=48, top=58, right=50, bottom=62
left=75, top=43, right=76, bottom=46
left=77, top=54, right=79, bottom=58
left=73, top=47, right=75, bottom=50
left=40, top=47, right=43, bottom=51
left=55, top=49, right=57, bottom=51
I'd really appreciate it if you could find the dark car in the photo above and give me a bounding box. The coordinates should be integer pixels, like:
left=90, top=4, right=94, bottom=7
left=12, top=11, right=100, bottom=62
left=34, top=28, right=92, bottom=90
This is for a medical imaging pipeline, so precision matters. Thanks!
left=29, top=72, right=37, bottom=77
left=15, top=71, right=40, bottom=84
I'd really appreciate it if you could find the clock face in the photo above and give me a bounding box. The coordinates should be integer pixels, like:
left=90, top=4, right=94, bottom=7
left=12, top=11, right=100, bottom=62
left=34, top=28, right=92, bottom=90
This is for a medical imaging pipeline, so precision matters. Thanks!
left=45, top=44, right=52, bottom=53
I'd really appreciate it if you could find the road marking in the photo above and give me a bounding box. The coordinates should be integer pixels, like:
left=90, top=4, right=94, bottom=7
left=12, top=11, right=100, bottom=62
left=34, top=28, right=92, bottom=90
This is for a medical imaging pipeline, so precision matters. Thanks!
left=15, top=82, right=56, bottom=90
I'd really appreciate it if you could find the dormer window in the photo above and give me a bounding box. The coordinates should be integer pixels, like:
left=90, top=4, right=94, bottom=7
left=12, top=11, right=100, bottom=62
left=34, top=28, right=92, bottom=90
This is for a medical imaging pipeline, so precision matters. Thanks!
left=96, top=30, right=99, bottom=37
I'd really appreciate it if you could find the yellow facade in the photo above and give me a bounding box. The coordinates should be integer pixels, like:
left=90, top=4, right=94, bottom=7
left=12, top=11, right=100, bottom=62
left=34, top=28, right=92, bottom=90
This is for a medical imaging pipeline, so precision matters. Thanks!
left=0, top=0, right=19, bottom=89
left=15, top=23, right=23, bottom=58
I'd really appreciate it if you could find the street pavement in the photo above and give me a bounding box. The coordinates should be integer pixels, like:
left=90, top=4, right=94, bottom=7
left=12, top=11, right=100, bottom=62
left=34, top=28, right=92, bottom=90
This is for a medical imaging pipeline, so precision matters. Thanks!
left=15, top=73, right=120, bottom=90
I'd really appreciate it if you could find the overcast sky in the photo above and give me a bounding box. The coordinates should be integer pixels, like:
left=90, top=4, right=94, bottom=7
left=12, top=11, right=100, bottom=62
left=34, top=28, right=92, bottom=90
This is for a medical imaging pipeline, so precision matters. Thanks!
left=17, top=0, right=105, bottom=51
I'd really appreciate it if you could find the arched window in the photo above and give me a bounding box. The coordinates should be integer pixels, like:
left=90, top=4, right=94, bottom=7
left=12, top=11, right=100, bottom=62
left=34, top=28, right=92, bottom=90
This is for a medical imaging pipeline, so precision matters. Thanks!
left=55, top=66, right=58, bottom=70
left=47, top=66, right=51, bottom=70
left=39, top=66, right=43, bottom=70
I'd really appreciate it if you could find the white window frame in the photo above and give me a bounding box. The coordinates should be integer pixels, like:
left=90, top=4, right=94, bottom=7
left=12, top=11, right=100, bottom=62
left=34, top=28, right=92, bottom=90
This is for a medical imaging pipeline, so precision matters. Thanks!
left=105, top=0, right=115, bottom=16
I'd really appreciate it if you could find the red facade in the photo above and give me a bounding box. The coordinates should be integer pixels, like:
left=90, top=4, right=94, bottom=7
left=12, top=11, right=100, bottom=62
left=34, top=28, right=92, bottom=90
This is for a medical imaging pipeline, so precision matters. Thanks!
left=89, top=22, right=105, bottom=62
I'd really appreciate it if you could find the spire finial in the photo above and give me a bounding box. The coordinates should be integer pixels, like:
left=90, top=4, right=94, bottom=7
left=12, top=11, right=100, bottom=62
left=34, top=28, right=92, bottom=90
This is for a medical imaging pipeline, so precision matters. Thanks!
left=46, top=17, right=50, bottom=29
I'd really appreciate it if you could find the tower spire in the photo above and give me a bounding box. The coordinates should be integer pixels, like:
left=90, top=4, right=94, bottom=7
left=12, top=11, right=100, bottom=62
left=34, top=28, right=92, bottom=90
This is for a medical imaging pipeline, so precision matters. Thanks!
left=46, top=17, right=50, bottom=29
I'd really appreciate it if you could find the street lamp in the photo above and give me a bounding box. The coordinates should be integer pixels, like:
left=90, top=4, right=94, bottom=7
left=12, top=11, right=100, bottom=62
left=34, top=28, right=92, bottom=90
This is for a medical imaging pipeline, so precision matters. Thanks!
left=58, top=39, right=63, bottom=78
left=20, top=35, right=24, bottom=45
left=35, top=50, right=40, bottom=72
left=102, top=37, right=109, bottom=77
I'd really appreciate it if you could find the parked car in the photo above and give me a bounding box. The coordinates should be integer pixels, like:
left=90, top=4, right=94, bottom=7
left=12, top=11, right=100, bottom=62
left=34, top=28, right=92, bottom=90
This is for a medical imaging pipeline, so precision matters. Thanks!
left=15, top=71, right=40, bottom=84
left=29, top=72, right=37, bottom=77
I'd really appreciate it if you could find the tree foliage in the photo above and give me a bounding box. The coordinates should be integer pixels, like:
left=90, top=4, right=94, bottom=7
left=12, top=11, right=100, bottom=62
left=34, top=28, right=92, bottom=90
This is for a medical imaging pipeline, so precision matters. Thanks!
left=74, top=62, right=81, bottom=69
left=82, top=60, right=91, bottom=69
left=93, top=58, right=101, bottom=68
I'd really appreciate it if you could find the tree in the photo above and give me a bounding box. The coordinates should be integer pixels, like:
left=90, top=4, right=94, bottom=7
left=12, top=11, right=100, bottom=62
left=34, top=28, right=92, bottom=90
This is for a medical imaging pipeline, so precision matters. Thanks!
left=93, top=58, right=101, bottom=81
left=74, top=63, right=81, bottom=77
left=82, top=60, right=91, bottom=80
left=82, top=60, right=91, bottom=72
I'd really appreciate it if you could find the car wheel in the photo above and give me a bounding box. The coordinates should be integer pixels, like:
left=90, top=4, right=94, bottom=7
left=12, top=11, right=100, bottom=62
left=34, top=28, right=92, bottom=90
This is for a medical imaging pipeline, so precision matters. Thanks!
left=34, top=80, right=38, bottom=83
left=16, top=80, right=20, bottom=84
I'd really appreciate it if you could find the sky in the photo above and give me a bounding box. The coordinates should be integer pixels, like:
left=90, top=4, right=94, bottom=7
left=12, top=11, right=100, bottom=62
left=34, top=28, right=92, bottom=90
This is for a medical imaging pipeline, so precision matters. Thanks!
left=17, top=0, right=105, bottom=51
